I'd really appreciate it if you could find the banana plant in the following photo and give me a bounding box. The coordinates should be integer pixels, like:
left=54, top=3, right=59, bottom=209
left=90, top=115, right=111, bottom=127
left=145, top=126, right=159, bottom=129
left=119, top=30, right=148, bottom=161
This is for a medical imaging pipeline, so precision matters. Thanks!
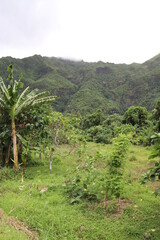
left=0, top=65, right=55, bottom=169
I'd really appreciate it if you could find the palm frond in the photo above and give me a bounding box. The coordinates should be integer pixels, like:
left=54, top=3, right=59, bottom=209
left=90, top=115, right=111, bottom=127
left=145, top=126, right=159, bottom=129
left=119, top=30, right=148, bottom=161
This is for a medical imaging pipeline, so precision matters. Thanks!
left=15, top=94, right=55, bottom=116
left=15, top=98, right=35, bottom=116
left=0, top=98, right=7, bottom=108
left=29, top=91, right=49, bottom=101
left=25, top=89, right=39, bottom=98
left=15, top=86, right=30, bottom=108
left=0, top=102, right=5, bottom=110
left=31, top=96, right=56, bottom=106
left=0, top=80, right=10, bottom=103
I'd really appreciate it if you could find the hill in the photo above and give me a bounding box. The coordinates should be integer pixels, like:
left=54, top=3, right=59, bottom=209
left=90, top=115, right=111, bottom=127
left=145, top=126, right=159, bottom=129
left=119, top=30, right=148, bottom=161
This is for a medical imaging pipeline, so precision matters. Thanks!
left=0, top=54, right=160, bottom=114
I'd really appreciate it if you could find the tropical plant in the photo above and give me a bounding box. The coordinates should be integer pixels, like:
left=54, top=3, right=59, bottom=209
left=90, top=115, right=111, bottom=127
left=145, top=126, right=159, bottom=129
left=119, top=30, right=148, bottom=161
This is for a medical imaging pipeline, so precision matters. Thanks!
left=82, top=109, right=104, bottom=129
left=64, top=154, right=100, bottom=203
left=123, top=106, right=148, bottom=127
left=140, top=133, right=160, bottom=191
left=152, top=98, right=160, bottom=131
left=103, top=134, right=130, bottom=198
left=0, top=65, right=55, bottom=169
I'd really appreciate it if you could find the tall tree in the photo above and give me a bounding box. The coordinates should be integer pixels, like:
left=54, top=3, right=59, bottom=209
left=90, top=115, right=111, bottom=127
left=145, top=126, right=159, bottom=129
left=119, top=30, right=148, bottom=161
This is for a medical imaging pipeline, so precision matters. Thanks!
left=0, top=65, right=55, bottom=169
left=123, top=106, right=148, bottom=127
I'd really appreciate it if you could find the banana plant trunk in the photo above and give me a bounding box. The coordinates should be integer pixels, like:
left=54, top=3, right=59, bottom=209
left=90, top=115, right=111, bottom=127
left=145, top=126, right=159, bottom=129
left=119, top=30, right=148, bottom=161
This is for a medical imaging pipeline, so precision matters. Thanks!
left=12, top=120, right=18, bottom=169
left=5, top=144, right=10, bottom=165
left=0, top=141, right=2, bottom=165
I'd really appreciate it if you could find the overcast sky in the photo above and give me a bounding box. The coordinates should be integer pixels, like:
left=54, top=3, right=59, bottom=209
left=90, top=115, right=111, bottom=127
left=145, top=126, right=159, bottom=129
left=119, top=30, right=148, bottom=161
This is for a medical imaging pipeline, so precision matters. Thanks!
left=0, top=0, right=160, bottom=64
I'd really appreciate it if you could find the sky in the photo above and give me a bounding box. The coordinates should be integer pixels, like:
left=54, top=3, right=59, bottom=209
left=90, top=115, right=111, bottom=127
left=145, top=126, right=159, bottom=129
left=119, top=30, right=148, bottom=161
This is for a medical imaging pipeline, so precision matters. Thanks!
left=0, top=0, right=160, bottom=64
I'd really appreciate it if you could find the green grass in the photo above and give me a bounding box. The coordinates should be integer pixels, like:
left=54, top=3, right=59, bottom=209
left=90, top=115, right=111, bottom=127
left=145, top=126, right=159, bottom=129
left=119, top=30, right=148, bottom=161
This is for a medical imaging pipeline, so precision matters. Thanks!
left=0, top=217, right=29, bottom=240
left=0, top=143, right=160, bottom=239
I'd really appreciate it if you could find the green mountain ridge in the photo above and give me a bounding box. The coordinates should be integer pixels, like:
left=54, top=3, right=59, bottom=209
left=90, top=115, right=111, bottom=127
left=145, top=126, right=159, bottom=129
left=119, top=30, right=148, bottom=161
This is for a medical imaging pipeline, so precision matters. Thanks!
left=0, top=54, right=160, bottom=114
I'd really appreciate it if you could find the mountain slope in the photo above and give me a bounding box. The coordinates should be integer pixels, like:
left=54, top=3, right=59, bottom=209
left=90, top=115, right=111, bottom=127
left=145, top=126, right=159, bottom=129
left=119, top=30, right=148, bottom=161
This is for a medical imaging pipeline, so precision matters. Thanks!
left=0, top=54, right=160, bottom=114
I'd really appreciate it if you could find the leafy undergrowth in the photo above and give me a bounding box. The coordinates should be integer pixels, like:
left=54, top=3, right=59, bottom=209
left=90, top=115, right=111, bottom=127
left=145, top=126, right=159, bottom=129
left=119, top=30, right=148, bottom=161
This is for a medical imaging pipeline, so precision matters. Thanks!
left=0, top=143, right=160, bottom=240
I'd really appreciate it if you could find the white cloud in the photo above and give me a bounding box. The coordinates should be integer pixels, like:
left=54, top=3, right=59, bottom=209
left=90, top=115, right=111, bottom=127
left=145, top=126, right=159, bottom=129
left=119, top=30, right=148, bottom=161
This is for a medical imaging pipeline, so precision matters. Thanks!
left=0, top=0, right=160, bottom=63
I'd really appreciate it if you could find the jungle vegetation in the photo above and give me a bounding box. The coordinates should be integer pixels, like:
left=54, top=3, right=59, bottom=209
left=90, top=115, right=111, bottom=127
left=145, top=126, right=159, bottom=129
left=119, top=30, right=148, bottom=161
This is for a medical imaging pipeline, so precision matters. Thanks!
left=0, top=53, right=160, bottom=114
left=0, top=62, right=160, bottom=239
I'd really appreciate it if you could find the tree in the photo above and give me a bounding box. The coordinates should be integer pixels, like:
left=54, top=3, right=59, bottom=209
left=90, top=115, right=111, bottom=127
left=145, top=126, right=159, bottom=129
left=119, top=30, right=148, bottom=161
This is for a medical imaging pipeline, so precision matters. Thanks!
left=140, top=133, right=160, bottom=189
left=152, top=98, right=160, bottom=131
left=0, top=65, right=55, bottom=169
left=123, top=106, right=148, bottom=127
left=82, top=109, right=103, bottom=129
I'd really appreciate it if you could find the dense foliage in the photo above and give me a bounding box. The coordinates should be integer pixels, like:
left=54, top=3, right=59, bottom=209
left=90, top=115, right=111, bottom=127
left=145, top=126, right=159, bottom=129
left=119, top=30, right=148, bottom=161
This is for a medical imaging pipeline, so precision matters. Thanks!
left=0, top=65, right=55, bottom=168
left=0, top=56, right=160, bottom=239
left=0, top=54, right=160, bottom=115
left=122, top=106, right=148, bottom=126
left=65, top=134, right=130, bottom=204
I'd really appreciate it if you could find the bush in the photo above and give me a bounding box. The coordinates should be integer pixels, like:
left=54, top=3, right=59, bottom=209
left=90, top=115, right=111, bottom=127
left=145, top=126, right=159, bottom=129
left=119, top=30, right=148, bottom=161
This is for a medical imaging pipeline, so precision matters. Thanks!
left=0, top=167, right=21, bottom=180
left=123, top=106, right=148, bottom=127
left=86, top=126, right=113, bottom=144
left=82, top=109, right=103, bottom=129
left=64, top=155, right=101, bottom=203
left=65, top=134, right=130, bottom=204
left=103, top=134, right=130, bottom=198
left=129, top=156, right=137, bottom=161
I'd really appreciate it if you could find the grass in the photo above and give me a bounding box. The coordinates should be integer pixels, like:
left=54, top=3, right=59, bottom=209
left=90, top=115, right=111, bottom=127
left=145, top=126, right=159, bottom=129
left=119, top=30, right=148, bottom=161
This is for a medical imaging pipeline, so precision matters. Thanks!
left=0, top=217, right=29, bottom=240
left=0, top=143, right=160, bottom=239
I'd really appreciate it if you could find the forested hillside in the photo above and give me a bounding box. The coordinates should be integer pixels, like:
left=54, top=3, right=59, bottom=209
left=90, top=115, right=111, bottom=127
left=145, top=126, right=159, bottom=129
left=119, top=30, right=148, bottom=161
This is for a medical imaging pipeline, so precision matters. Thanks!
left=0, top=53, right=160, bottom=114
left=1, top=57, right=160, bottom=240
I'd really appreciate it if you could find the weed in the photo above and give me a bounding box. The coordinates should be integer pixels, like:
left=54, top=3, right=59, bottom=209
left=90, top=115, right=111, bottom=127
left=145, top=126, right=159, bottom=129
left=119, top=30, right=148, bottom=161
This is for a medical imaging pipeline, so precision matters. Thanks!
left=129, top=155, right=137, bottom=161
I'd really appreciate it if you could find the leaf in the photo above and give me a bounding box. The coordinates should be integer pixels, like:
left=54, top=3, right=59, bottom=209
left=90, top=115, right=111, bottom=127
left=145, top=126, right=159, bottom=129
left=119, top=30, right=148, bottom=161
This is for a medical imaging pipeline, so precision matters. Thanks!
left=151, top=134, right=157, bottom=139
left=150, top=174, right=156, bottom=182
left=18, top=81, right=24, bottom=89
left=7, top=64, right=13, bottom=81
left=148, top=150, right=159, bottom=159
left=70, top=197, right=80, bottom=204
left=155, top=188, right=159, bottom=196
left=17, top=133, right=28, bottom=147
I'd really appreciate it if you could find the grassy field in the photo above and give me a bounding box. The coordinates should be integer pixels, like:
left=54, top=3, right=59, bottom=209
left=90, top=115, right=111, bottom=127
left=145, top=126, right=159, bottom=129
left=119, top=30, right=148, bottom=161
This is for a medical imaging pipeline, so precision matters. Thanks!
left=0, top=143, right=160, bottom=240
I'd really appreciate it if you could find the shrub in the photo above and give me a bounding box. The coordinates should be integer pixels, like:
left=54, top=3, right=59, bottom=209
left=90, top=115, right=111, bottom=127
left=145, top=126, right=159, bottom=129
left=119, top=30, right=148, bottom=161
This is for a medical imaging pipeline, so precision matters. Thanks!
left=86, top=126, right=112, bottom=144
left=129, top=156, right=137, bottom=162
left=103, top=134, right=130, bottom=198
left=123, top=106, right=148, bottom=127
left=65, top=134, right=130, bottom=205
left=64, top=155, right=101, bottom=203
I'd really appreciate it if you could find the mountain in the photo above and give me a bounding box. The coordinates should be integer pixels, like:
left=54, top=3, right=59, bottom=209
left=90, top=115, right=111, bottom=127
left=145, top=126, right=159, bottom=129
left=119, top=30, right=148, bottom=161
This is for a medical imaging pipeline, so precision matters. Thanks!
left=0, top=54, right=160, bottom=114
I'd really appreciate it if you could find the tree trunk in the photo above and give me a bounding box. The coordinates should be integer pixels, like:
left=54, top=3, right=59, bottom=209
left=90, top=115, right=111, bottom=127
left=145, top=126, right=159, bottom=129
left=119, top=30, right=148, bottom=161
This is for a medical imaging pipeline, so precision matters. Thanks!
left=0, top=141, right=2, bottom=165
left=5, top=144, right=10, bottom=166
left=50, top=152, right=53, bottom=171
left=12, top=119, right=18, bottom=169
left=54, top=126, right=59, bottom=146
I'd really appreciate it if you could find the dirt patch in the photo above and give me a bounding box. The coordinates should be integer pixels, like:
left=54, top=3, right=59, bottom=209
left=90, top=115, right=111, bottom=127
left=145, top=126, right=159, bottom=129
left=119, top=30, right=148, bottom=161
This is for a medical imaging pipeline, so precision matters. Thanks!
left=110, top=199, right=132, bottom=217
left=0, top=208, right=3, bottom=219
left=0, top=208, right=39, bottom=240
left=89, top=199, right=132, bottom=217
